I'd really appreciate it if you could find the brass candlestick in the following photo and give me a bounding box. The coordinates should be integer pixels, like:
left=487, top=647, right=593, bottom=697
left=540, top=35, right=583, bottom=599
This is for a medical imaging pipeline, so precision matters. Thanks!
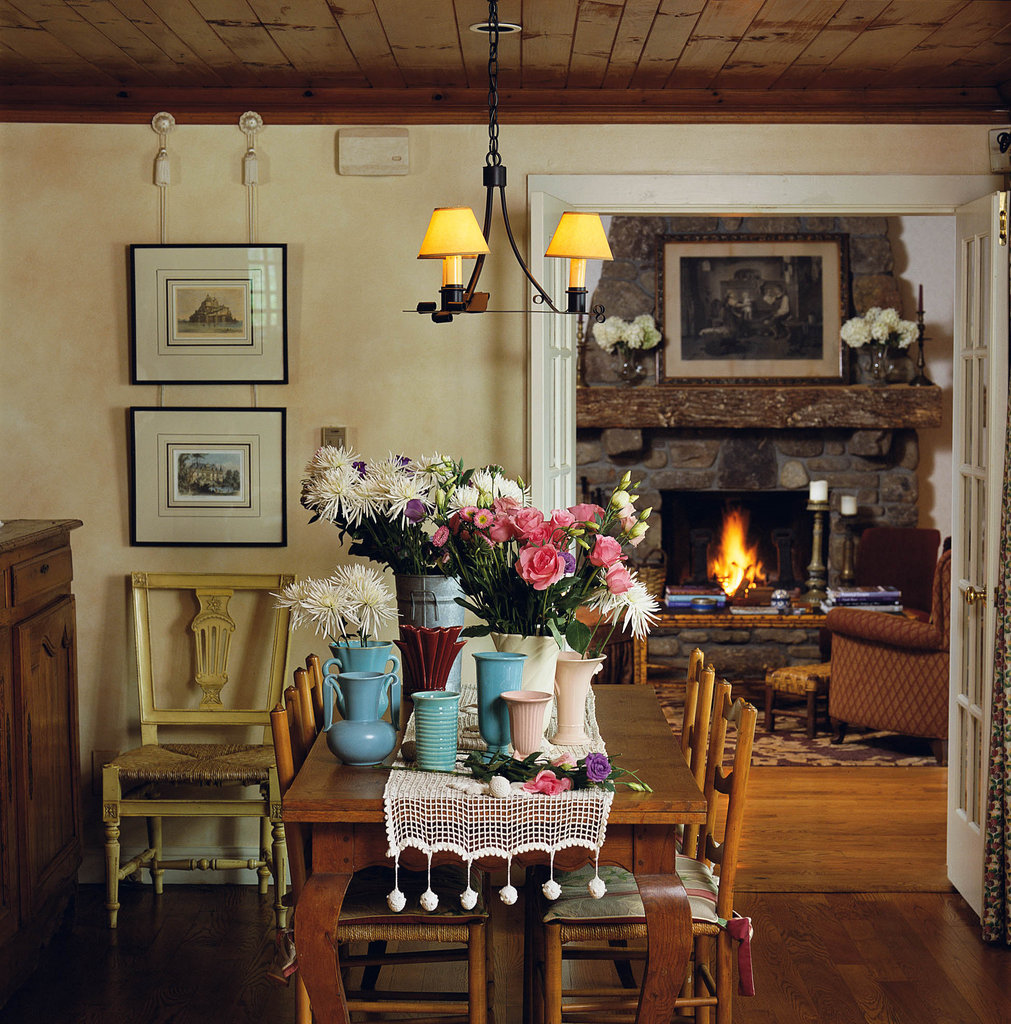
left=840, top=514, right=857, bottom=585
left=803, top=500, right=830, bottom=605
left=576, top=313, right=587, bottom=387
left=910, top=290, right=933, bottom=387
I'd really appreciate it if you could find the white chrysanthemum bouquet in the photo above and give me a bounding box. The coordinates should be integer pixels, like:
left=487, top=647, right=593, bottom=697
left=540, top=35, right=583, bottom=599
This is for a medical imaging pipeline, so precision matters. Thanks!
left=840, top=307, right=918, bottom=350
left=275, top=564, right=396, bottom=646
left=592, top=314, right=662, bottom=354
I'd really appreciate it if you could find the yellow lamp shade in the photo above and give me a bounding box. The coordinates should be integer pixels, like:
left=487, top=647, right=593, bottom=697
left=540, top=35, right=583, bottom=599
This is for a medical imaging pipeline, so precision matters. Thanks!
left=418, top=207, right=490, bottom=259
left=544, top=212, right=613, bottom=261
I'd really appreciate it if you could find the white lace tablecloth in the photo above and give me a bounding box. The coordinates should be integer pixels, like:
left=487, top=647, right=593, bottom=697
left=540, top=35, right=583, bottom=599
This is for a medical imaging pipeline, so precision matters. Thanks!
left=383, top=682, right=614, bottom=911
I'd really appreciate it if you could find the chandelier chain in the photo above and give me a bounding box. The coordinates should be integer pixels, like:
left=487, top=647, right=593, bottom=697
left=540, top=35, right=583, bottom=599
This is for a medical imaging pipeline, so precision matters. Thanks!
left=485, top=0, right=501, bottom=167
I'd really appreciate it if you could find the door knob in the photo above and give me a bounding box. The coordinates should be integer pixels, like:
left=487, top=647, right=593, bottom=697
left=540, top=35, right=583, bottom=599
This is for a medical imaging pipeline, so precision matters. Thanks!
left=964, top=585, right=987, bottom=607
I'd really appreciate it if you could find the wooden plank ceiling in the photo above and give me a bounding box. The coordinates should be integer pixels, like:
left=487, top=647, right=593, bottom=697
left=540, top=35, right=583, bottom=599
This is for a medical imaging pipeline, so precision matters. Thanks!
left=1, top=0, right=1010, bottom=123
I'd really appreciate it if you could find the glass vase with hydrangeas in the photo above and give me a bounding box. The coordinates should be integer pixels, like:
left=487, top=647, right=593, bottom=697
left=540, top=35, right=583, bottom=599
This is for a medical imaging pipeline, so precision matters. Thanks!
left=301, top=446, right=463, bottom=575
left=432, top=465, right=660, bottom=657
left=592, top=314, right=662, bottom=386
left=840, top=307, right=918, bottom=387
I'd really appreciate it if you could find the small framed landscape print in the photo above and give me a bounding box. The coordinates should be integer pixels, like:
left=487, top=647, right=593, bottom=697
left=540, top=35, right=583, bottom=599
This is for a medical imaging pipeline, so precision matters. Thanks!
left=129, top=407, right=286, bottom=546
left=130, top=244, right=287, bottom=384
left=657, top=234, right=849, bottom=384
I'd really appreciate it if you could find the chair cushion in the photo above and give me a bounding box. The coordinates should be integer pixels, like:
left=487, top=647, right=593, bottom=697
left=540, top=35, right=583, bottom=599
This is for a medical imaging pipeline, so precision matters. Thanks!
left=765, top=663, right=831, bottom=695
left=108, top=743, right=274, bottom=785
left=540, top=859, right=719, bottom=927
left=341, top=864, right=488, bottom=924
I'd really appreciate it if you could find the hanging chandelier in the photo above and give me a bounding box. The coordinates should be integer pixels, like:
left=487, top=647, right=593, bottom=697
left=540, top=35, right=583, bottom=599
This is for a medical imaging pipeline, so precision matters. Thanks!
left=415, top=0, right=613, bottom=324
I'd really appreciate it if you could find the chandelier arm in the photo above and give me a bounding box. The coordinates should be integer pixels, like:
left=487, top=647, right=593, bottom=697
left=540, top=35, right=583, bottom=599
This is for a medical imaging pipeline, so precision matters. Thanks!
left=463, top=180, right=498, bottom=303
left=495, top=184, right=561, bottom=313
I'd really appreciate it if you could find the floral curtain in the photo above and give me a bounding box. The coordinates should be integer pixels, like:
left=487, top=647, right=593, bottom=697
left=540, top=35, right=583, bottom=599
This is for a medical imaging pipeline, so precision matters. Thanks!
left=982, top=405, right=1011, bottom=943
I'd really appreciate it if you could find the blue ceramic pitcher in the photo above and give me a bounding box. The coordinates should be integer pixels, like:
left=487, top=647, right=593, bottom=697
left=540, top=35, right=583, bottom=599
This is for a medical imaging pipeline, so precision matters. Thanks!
left=322, top=669, right=401, bottom=767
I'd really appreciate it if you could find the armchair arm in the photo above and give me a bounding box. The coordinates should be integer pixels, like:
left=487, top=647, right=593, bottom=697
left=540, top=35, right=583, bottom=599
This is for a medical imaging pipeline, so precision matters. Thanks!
left=826, top=607, right=945, bottom=651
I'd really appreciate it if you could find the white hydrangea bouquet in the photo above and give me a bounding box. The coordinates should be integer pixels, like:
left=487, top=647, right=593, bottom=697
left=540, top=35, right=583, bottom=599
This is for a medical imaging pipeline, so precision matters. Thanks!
left=840, top=307, right=917, bottom=385
left=592, top=314, right=662, bottom=354
left=840, top=307, right=918, bottom=350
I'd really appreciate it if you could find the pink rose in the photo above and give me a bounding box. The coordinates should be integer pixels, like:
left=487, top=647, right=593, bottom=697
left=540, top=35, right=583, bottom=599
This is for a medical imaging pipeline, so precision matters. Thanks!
left=516, top=544, right=566, bottom=590
left=568, top=503, right=604, bottom=526
left=512, top=508, right=546, bottom=541
left=493, top=496, right=523, bottom=515
left=605, top=564, right=634, bottom=595
left=551, top=753, right=576, bottom=768
left=488, top=515, right=515, bottom=543
left=524, top=522, right=556, bottom=546
left=522, top=770, right=573, bottom=796
left=589, top=535, right=624, bottom=568
left=432, top=525, right=450, bottom=547
left=550, top=509, right=575, bottom=531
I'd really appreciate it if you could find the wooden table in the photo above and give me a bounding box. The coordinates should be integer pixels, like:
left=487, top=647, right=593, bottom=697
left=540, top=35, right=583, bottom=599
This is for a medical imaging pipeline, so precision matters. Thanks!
left=282, top=685, right=707, bottom=1024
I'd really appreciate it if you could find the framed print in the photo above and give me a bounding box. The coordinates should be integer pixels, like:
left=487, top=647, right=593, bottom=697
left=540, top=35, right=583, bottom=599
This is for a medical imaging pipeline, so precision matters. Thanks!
left=129, top=407, right=286, bottom=546
left=658, top=234, right=849, bottom=384
left=130, top=244, right=287, bottom=384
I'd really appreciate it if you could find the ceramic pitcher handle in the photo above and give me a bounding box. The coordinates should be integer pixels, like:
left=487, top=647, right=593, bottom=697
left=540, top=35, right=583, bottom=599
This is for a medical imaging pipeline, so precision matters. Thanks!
left=389, top=674, right=401, bottom=732
left=322, top=656, right=343, bottom=677
left=385, top=652, right=401, bottom=677
left=322, top=673, right=344, bottom=729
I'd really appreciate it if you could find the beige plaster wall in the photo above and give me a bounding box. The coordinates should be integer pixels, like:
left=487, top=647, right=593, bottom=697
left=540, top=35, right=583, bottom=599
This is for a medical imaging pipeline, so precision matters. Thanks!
left=0, top=121, right=992, bottom=874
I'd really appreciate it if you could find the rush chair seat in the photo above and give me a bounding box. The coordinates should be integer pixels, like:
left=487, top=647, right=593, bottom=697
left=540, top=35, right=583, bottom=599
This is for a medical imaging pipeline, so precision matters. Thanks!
left=271, top=676, right=492, bottom=1024
left=533, top=681, right=758, bottom=1024
left=102, top=572, right=294, bottom=929
left=826, top=547, right=951, bottom=763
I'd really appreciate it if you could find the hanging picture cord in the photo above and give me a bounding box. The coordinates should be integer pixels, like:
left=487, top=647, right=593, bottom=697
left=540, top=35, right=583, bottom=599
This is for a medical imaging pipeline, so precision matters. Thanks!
left=151, top=112, right=175, bottom=245
left=239, top=111, right=263, bottom=246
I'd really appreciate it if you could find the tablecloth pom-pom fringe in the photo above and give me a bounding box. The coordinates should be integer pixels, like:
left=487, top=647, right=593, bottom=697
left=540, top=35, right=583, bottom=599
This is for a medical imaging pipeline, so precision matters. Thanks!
left=542, top=878, right=562, bottom=901
left=460, top=886, right=479, bottom=910
left=499, top=885, right=518, bottom=905
left=420, top=889, right=439, bottom=912
left=387, top=888, right=406, bottom=912
left=588, top=852, right=607, bottom=899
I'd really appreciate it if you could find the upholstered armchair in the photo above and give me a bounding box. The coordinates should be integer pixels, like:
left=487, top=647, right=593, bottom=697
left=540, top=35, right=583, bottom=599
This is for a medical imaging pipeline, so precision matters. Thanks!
left=825, top=548, right=950, bottom=763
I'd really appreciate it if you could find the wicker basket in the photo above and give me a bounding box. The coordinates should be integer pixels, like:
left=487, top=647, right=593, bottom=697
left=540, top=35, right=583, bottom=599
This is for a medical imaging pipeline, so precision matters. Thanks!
left=633, top=550, right=667, bottom=601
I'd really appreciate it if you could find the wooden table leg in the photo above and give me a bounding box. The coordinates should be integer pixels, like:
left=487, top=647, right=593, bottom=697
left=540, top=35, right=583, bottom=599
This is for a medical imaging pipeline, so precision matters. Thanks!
left=296, top=872, right=351, bottom=1024
left=634, top=873, right=693, bottom=1024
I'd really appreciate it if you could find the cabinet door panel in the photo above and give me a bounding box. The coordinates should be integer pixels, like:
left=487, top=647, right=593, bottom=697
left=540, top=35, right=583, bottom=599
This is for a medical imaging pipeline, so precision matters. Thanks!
left=0, top=628, right=19, bottom=942
left=14, top=596, right=81, bottom=917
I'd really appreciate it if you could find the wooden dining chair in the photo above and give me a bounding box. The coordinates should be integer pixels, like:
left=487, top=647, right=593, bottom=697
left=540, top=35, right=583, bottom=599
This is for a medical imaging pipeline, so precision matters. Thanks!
left=271, top=677, right=492, bottom=1024
left=534, top=682, right=758, bottom=1024
left=679, top=647, right=706, bottom=758
left=102, top=572, right=293, bottom=929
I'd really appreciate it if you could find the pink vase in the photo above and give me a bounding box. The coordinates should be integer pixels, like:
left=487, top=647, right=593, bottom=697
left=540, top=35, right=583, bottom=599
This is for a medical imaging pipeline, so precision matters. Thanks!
left=500, top=690, right=553, bottom=758
left=551, top=652, right=605, bottom=744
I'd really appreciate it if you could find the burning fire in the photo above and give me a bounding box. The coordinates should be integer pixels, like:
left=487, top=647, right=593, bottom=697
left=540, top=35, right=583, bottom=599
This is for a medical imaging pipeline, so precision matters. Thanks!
left=711, top=507, right=766, bottom=597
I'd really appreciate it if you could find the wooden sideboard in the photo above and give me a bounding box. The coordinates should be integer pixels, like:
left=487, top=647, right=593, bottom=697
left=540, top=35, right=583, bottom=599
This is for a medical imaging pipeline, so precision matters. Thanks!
left=0, top=519, right=83, bottom=1007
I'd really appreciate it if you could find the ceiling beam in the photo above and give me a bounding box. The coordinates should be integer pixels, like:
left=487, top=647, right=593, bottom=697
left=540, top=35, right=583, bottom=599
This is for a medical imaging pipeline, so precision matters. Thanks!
left=0, top=85, right=1007, bottom=124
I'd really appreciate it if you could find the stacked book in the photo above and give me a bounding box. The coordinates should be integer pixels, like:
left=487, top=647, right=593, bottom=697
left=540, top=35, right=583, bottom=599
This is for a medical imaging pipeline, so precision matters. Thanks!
left=664, top=585, right=729, bottom=611
left=821, top=585, right=903, bottom=614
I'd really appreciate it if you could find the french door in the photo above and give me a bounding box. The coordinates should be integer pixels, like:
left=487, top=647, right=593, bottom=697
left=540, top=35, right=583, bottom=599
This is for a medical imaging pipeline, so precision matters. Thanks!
left=947, top=192, right=1009, bottom=914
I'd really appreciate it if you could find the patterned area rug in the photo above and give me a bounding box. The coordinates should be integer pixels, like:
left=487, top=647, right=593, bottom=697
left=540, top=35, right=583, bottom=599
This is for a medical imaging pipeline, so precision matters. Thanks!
left=653, top=684, right=938, bottom=767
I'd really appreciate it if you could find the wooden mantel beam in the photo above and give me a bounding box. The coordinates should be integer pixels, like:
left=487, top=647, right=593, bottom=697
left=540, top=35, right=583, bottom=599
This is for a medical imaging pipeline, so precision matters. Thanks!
left=576, top=384, right=943, bottom=431
left=0, top=86, right=1006, bottom=125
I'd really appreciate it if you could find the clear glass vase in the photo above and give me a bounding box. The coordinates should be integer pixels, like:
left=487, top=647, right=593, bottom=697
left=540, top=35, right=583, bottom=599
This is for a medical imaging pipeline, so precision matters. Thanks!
left=867, top=343, right=892, bottom=386
left=615, top=346, right=648, bottom=386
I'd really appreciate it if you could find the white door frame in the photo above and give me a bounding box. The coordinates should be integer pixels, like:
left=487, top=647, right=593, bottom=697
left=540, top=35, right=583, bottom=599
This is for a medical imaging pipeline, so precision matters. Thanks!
left=527, top=172, right=999, bottom=506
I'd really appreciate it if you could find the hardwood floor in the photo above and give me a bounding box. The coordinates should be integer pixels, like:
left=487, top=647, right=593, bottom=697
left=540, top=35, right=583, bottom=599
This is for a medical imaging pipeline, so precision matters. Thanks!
left=1, top=765, right=1005, bottom=1024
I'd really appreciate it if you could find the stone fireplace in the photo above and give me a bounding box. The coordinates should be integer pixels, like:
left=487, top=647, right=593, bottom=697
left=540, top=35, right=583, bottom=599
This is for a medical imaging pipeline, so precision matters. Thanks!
left=575, top=214, right=943, bottom=683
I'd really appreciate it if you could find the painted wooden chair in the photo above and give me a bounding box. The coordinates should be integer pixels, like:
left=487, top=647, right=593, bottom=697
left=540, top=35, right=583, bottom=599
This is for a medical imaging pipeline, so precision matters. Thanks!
left=102, top=572, right=294, bottom=929
left=534, top=682, right=758, bottom=1024
left=270, top=678, right=492, bottom=1024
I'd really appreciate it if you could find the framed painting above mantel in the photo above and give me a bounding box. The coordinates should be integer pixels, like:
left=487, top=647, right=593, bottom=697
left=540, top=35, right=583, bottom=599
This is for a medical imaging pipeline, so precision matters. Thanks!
left=657, top=233, right=850, bottom=385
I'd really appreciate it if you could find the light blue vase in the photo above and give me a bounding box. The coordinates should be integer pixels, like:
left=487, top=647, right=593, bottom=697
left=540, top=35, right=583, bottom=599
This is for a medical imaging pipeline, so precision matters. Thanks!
left=411, top=690, right=461, bottom=771
left=322, top=670, right=400, bottom=767
left=472, top=651, right=526, bottom=758
left=324, top=639, right=400, bottom=677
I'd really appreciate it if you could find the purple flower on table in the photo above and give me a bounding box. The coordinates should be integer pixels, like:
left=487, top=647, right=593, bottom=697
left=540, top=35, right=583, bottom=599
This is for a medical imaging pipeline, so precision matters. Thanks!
left=560, top=550, right=577, bottom=575
left=583, top=752, right=612, bottom=782
left=404, top=498, right=426, bottom=523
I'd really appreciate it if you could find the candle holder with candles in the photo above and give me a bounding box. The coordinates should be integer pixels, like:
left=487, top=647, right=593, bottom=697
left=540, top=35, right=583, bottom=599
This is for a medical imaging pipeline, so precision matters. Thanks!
left=803, top=481, right=830, bottom=605
left=910, top=285, right=934, bottom=387
left=839, top=495, right=858, bottom=585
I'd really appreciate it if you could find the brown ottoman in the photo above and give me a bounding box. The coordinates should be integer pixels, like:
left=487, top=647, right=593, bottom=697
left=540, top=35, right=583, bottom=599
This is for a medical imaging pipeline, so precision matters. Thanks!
left=764, top=663, right=831, bottom=739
